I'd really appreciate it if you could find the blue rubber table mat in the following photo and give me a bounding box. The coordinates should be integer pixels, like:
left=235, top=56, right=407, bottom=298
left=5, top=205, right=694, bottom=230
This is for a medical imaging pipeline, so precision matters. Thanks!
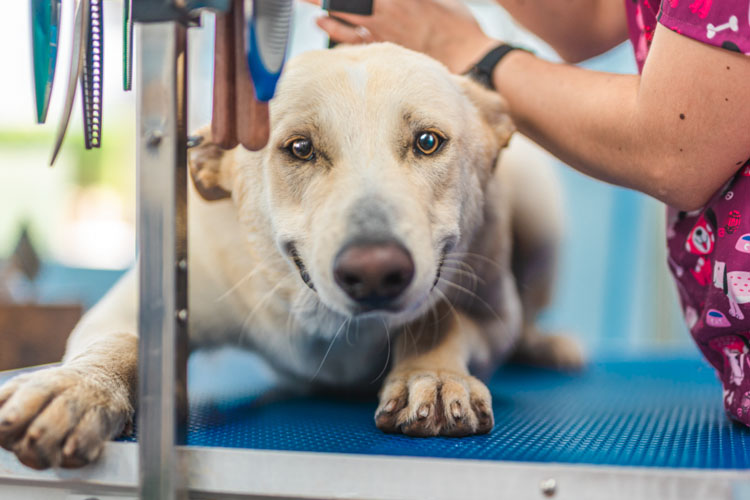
left=177, top=353, right=750, bottom=469
left=3, top=354, right=750, bottom=469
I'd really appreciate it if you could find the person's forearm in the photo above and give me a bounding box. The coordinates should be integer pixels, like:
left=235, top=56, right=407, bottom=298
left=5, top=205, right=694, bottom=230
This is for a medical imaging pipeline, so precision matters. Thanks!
left=495, top=0, right=628, bottom=62
left=494, top=50, right=722, bottom=211
left=495, top=52, right=647, bottom=189
left=493, top=25, right=750, bottom=211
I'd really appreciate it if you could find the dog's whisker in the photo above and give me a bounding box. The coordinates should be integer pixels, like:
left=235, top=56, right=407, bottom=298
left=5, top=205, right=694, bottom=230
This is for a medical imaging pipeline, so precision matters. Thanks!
left=370, top=317, right=391, bottom=384
left=215, top=254, right=278, bottom=302
left=442, top=258, right=480, bottom=278
left=438, top=277, right=503, bottom=323
left=428, top=296, right=440, bottom=350
left=310, top=317, right=349, bottom=382
left=237, top=272, right=296, bottom=346
left=405, top=322, right=418, bottom=357
left=445, top=259, right=487, bottom=286
left=429, top=288, right=459, bottom=325
left=345, top=316, right=355, bottom=347
left=446, top=252, right=504, bottom=272
left=440, top=263, right=484, bottom=286
left=434, top=287, right=464, bottom=335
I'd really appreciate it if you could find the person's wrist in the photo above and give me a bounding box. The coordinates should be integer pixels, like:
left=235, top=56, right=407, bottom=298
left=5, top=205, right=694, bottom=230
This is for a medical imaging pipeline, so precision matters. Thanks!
left=441, top=32, right=499, bottom=74
left=489, top=47, right=532, bottom=93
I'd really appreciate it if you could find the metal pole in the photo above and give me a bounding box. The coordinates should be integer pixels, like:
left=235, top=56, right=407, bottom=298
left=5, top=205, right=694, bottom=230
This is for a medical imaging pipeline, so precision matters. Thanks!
left=136, top=21, right=189, bottom=500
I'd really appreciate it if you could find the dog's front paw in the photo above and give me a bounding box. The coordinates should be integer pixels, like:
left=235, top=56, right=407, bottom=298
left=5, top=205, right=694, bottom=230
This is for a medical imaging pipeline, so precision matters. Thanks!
left=0, top=366, right=132, bottom=470
left=375, top=370, right=493, bottom=437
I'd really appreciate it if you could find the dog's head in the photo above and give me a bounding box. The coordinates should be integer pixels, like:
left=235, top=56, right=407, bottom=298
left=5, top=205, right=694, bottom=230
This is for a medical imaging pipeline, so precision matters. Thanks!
left=190, top=43, right=513, bottom=325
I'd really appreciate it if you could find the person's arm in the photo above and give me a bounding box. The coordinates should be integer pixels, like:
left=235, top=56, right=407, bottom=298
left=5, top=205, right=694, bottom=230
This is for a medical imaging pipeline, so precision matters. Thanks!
left=302, top=0, right=628, bottom=65
left=495, top=24, right=750, bottom=210
left=493, top=0, right=629, bottom=62
left=303, top=0, right=750, bottom=210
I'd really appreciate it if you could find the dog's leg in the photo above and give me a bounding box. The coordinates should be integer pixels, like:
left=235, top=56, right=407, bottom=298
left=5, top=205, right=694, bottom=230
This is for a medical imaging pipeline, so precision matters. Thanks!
left=508, top=231, right=584, bottom=371
left=0, top=270, right=138, bottom=469
left=375, top=305, right=494, bottom=437
left=503, top=143, right=585, bottom=372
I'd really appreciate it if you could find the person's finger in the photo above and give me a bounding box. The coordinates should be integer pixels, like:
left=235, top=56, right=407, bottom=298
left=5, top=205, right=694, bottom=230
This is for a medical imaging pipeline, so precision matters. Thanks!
left=316, top=16, right=373, bottom=44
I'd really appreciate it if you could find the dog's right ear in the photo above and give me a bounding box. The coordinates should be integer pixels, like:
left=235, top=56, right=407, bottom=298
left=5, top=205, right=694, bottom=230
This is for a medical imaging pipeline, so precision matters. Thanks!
left=453, top=75, right=516, bottom=150
left=188, top=127, right=233, bottom=201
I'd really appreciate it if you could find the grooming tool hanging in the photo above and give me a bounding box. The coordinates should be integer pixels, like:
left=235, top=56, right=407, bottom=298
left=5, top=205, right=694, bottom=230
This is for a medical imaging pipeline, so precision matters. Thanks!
left=210, top=0, right=293, bottom=151
left=29, top=0, right=295, bottom=164
left=39, top=0, right=112, bottom=166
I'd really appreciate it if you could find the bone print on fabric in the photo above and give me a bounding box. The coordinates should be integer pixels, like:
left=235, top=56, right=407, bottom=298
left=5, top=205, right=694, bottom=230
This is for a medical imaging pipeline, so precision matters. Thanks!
left=625, top=0, right=750, bottom=426
left=625, top=0, right=750, bottom=70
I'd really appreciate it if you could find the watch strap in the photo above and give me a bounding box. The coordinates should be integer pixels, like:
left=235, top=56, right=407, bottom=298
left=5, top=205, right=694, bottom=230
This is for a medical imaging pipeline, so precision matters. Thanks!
left=467, top=43, right=526, bottom=90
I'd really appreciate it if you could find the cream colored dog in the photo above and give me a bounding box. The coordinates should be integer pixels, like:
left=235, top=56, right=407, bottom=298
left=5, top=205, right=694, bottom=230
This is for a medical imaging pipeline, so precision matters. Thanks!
left=0, top=43, right=582, bottom=469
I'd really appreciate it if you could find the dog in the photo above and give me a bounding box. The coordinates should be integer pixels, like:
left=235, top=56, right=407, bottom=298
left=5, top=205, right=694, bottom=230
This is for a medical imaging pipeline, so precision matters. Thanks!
left=0, top=43, right=582, bottom=470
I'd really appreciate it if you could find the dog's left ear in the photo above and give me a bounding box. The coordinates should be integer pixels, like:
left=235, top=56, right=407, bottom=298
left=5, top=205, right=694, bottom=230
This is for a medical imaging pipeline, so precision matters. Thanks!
left=188, top=126, right=233, bottom=201
left=454, top=75, right=515, bottom=149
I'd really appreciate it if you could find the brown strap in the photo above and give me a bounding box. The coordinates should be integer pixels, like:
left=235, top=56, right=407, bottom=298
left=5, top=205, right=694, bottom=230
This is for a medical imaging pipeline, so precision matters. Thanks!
left=212, top=0, right=270, bottom=151
left=211, top=2, right=238, bottom=149
left=233, top=0, right=269, bottom=151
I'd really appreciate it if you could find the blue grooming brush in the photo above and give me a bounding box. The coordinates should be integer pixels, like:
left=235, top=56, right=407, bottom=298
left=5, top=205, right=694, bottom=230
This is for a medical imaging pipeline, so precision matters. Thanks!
left=245, top=0, right=294, bottom=102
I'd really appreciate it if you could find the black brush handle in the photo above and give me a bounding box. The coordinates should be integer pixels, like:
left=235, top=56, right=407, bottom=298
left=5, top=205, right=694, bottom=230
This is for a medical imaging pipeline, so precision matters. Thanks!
left=322, top=0, right=373, bottom=48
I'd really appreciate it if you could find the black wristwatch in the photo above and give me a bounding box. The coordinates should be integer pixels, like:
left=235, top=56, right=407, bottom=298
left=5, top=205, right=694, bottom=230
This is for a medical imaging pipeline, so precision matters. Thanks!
left=466, top=44, right=527, bottom=90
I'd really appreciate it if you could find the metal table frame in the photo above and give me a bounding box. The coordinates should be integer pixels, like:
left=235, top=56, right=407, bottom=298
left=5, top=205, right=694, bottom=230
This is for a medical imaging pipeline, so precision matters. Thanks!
left=1, top=441, right=749, bottom=500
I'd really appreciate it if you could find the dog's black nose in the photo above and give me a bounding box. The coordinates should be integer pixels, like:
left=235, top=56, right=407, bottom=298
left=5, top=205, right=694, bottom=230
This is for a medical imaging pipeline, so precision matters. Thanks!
left=334, top=241, right=415, bottom=309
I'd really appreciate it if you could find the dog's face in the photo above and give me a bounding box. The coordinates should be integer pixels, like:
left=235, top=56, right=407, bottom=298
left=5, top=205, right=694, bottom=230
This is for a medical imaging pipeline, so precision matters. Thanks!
left=191, top=43, right=513, bottom=326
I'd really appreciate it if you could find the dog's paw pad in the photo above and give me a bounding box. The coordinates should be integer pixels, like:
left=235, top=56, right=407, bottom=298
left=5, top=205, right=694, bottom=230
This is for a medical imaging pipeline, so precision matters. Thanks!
left=375, top=370, right=493, bottom=437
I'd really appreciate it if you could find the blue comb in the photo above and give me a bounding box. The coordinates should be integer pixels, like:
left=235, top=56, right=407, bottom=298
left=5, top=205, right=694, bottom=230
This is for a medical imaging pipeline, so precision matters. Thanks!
left=245, top=0, right=294, bottom=102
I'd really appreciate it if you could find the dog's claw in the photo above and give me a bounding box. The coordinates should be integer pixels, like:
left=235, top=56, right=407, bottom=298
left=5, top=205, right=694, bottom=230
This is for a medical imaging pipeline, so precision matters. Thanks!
left=417, top=403, right=431, bottom=419
left=376, top=370, right=493, bottom=437
left=450, top=401, right=463, bottom=419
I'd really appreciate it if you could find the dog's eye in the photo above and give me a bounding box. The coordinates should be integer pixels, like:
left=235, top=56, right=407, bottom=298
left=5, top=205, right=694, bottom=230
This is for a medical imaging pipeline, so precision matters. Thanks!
left=284, top=137, right=315, bottom=161
left=414, top=130, right=444, bottom=156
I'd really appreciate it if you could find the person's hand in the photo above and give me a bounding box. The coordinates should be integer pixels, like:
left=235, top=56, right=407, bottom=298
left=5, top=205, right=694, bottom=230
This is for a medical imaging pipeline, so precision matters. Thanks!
left=301, top=0, right=499, bottom=74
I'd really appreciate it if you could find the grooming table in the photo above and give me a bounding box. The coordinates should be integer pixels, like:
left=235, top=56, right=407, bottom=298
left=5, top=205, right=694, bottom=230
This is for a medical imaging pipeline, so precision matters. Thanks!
left=1, top=352, right=748, bottom=499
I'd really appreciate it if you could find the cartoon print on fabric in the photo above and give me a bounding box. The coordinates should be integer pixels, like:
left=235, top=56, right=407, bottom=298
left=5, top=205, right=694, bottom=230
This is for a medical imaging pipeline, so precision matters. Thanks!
left=721, top=210, right=742, bottom=237
left=706, top=308, right=732, bottom=327
left=655, top=0, right=750, bottom=54
left=686, top=209, right=716, bottom=255
left=689, top=0, right=713, bottom=19
left=634, top=3, right=652, bottom=63
left=737, top=233, right=750, bottom=253
left=741, top=391, right=750, bottom=417
left=686, top=209, right=716, bottom=286
left=713, top=261, right=750, bottom=320
left=707, top=15, right=739, bottom=39
left=708, top=334, right=749, bottom=386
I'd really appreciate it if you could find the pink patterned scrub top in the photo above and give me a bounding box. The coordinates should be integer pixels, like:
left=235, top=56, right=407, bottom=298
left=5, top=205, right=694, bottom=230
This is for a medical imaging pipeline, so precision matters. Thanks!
left=624, top=0, right=750, bottom=424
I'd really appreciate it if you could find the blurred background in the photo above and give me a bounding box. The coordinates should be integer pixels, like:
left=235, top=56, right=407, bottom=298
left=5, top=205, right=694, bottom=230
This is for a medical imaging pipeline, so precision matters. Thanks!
left=0, top=0, right=689, bottom=372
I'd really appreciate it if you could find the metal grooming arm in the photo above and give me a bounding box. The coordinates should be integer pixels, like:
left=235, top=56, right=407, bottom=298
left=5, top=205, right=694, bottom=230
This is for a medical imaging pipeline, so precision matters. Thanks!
left=133, top=15, right=189, bottom=500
